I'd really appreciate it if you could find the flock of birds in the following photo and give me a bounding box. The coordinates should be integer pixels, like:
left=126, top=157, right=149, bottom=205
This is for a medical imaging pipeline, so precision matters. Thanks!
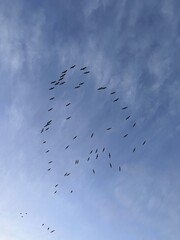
left=20, top=64, right=147, bottom=236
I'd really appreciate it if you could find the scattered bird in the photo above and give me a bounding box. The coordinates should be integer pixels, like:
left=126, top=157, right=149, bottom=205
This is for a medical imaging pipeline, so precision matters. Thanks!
left=43, top=141, right=46, bottom=143
left=75, top=86, right=80, bottom=89
left=102, top=147, right=105, bottom=152
left=55, top=82, right=59, bottom=86
left=133, top=123, right=136, bottom=127
left=106, top=127, right=112, bottom=130
left=66, top=103, right=71, bottom=106
left=54, top=191, right=57, bottom=194
left=60, top=81, right=65, bottom=85
left=42, top=224, right=44, bottom=226
left=96, top=154, right=99, bottom=159
left=109, top=163, right=112, bottom=168
left=126, top=116, right=130, bottom=120
left=110, top=91, right=116, bottom=95
left=70, top=65, right=76, bottom=69
left=90, top=150, right=93, bottom=154
left=133, top=147, right=136, bottom=152
left=48, top=161, right=53, bottom=164
left=113, top=98, right=119, bottom=102
left=49, top=97, right=55, bottom=100
left=123, top=134, right=128, bottom=138
left=47, top=227, right=50, bottom=231
left=142, top=140, right=146, bottom=145
left=80, top=67, right=87, bottom=70
left=79, top=82, right=84, bottom=85
left=87, top=157, right=90, bottom=161
left=50, top=230, right=55, bottom=233
left=65, top=145, right=69, bottom=149
left=51, top=81, right=56, bottom=84
left=49, top=87, right=54, bottom=90
left=55, top=184, right=58, bottom=187
left=66, top=116, right=71, bottom=120
left=97, top=87, right=107, bottom=90
left=73, top=136, right=77, bottom=140
left=46, top=150, right=50, bottom=153
left=95, top=149, right=98, bottom=153
left=109, top=153, right=111, bottom=158
left=48, top=108, right=53, bottom=111
left=119, top=166, right=121, bottom=172
left=47, top=168, right=51, bottom=171
left=45, top=128, right=49, bottom=131
left=84, top=71, right=90, bottom=74
left=75, top=160, right=79, bottom=164
left=70, top=190, right=73, bottom=193
left=92, top=169, right=95, bottom=174
left=91, top=133, right=94, bottom=138
left=41, top=128, right=44, bottom=133
left=62, top=70, right=67, bottom=74
left=122, top=107, right=128, bottom=110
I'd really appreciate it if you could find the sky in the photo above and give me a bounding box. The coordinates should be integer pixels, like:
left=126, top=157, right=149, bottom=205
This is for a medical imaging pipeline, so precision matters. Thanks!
left=0, top=0, right=180, bottom=239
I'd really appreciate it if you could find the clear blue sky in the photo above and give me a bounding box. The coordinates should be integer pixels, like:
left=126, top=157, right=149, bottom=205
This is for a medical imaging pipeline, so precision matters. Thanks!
left=0, top=0, right=180, bottom=239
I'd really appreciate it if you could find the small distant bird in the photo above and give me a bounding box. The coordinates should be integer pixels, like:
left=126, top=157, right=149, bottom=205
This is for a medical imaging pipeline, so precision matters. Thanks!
left=109, top=153, right=111, bottom=158
left=66, top=117, right=71, bottom=120
left=89, top=150, right=93, bottom=154
left=80, top=67, right=87, bottom=70
left=47, top=227, right=50, bottom=231
left=48, top=108, right=53, bottom=111
left=102, top=147, right=105, bottom=152
left=54, top=191, right=57, bottom=194
left=133, top=123, right=136, bottom=127
left=45, top=127, right=49, bottom=131
left=91, top=133, right=94, bottom=138
left=96, top=154, right=99, bottom=159
left=50, top=230, right=55, bottom=233
left=92, top=169, right=95, bottom=174
left=122, top=107, right=128, bottom=110
left=113, top=98, right=119, bottom=102
left=142, top=140, right=146, bottom=145
left=49, top=87, right=54, bottom=90
left=55, top=82, right=59, bottom=86
left=43, top=141, right=46, bottom=143
left=70, top=190, right=73, bottom=193
left=55, top=184, right=58, bottom=187
left=97, top=87, right=107, bottom=90
left=79, top=82, right=84, bottom=85
left=126, top=116, right=130, bottom=120
left=48, top=161, right=53, bottom=164
left=75, top=86, right=80, bottom=89
left=62, top=70, right=67, bottom=73
left=51, top=81, right=56, bottom=84
left=42, top=224, right=44, bottom=226
left=95, top=149, right=98, bottom=153
left=84, top=71, right=90, bottom=74
left=73, top=136, right=77, bottom=140
left=106, top=127, right=112, bottom=130
left=123, top=134, right=128, bottom=138
left=66, top=103, right=71, bottom=106
left=133, top=147, right=136, bottom=152
left=110, top=91, right=116, bottom=95
left=70, top=65, right=76, bottom=69
left=47, top=168, right=51, bottom=171
left=60, top=81, right=65, bottom=85
left=49, top=97, right=55, bottom=100
left=119, top=166, right=121, bottom=172
left=65, top=145, right=69, bottom=149
left=75, top=160, right=79, bottom=164
left=41, top=128, right=44, bottom=133
left=109, top=163, right=112, bottom=168
left=46, top=150, right=50, bottom=153
left=60, top=74, right=66, bottom=78
left=87, top=157, right=90, bottom=161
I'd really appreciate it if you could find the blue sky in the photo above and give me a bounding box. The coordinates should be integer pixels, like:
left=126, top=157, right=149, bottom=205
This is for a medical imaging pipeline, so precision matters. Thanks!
left=0, top=0, right=180, bottom=239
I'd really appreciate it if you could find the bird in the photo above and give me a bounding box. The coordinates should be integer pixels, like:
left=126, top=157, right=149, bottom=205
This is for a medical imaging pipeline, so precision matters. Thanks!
left=48, top=108, right=53, bottom=111
left=42, top=224, right=44, bottom=226
left=79, top=82, right=84, bottom=85
left=59, top=77, right=64, bottom=81
left=109, top=153, right=111, bottom=158
left=48, top=161, right=53, bottom=164
left=60, top=74, right=66, bottom=78
left=51, top=81, right=56, bottom=84
left=66, top=103, right=71, bottom=106
left=62, top=70, right=67, bottom=73
left=126, top=116, right=130, bottom=120
left=93, top=169, right=95, bottom=174
left=75, top=160, right=79, bottom=164
left=87, top=157, right=90, bottom=161
left=109, top=163, right=112, bottom=168
left=43, top=141, right=46, bottom=144
left=66, top=116, right=71, bottom=120
left=66, top=173, right=70, bottom=176
left=54, top=191, right=57, bottom=194
left=41, top=128, right=44, bottom=133
left=97, top=87, right=107, bottom=90
left=91, top=133, right=94, bottom=138
left=55, top=184, right=58, bottom=187
left=45, top=127, right=49, bottom=131
left=55, top=82, right=59, bottom=86
left=110, top=91, right=116, bottom=95
left=46, top=150, right=50, bottom=153
left=47, top=168, right=51, bottom=171
left=73, top=136, right=77, bottom=140
left=90, top=150, right=93, bottom=154
left=95, top=149, right=98, bottom=153
left=133, top=123, right=136, bottom=127
left=47, top=227, right=50, bottom=231
left=122, top=107, right=128, bottom=110
left=119, top=166, right=121, bottom=172
left=49, top=87, right=54, bottom=90
left=96, top=154, right=99, bottom=159
left=70, top=190, right=73, bottom=193
left=142, top=140, right=146, bottom=145
left=106, top=127, right=112, bottom=130
left=75, top=86, right=80, bottom=89
left=49, top=97, right=55, bottom=100
left=84, top=71, right=90, bottom=74
left=102, top=147, right=105, bottom=152
left=133, top=147, right=136, bottom=152
left=123, top=134, right=128, bottom=138
left=60, top=81, right=65, bottom=85
left=50, top=230, right=55, bottom=233
left=65, top=145, right=69, bottom=149
left=113, top=98, right=119, bottom=102
left=70, top=65, right=76, bottom=69
left=80, top=67, right=87, bottom=70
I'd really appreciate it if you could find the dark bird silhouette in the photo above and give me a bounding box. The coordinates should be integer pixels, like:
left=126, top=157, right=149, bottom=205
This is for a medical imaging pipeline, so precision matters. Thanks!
left=84, top=71, right=90, bottom=74
left=49, top=97, right=55, bottom=100
left=46, top=150, right=50, bottom=153
left=119, top=166, right=121, bottom=172
left=66, top=116, right=71, bottom=120
left=97, top=87, right=107, bottom=90
left=142, top=140, right=146, bottom=145
left=102, top=147, right=105, bottom=152
left=41, top=128, right=44, bottom=133
left=87, top=157, right=90, bottom=161
left=109, top=163, right=112, bottom=168
left=49, top=87, right=54, bottom=90
left=42, top=224, right=44, bottom=226
left=43, top=141, right=46, bottom=144
left=65, top=145, right=69, bottom=149
left=62, top=70, right=67, bottom=73
left=45, top=127, right=49, bottom=131
left=60, top=81, right=65, bottom=85
left=67, top=173, right=70, bottom=176
left=48, top=108, right=53, bottom=111
left=50, top=230, right=55, bottom=233
left=95, top=149, right=98, bottom=153
left=73, top=136, right=77, bottom=140
left=75, top=160, right=79, bottom=164
left=47, top=168, right=51, bottom=171
left=70, top=190, right=73, bottom=193
left=133, top=147, right=136, bottom=152
left=113, top=98, right=119, bottom=102
left=123, top=134, right=128, bottom=138
left=75, top=86, right=80, bottom=89
left=106, top=127, right=112, bottom=130
left=51, top=81, right=56, bottom=84
left=91, top=133, right=94, bottom=138
left=110, top=91, right=116, bottom=95
left=126, top=116, right=130, bottom=120
left=93, top=169, right=95, bottom=174
left=48, top=161, right=53, bottom=164
left=109, top=153, right=111, bottom=158
left=80, top=67, right=87, bottom=70
left=55, top=82, right=59, bottom=86
left=79, top=82, right=84, bottom=85
left=70, top=65, right=76, bottom=69
left=54, top=191, right=57, bottom=194
left=122, top=107, right=128, bottom=110
left=90, top=150, right=93, bottom=154
left=133, top=123, right=136, bottom=127
left=96, top=154, right=99, bottom=159
left=47, top=227, right=50, bottom=231
left=60, top=74, right=66, bottom=78
left=66, top=103, right=71, bottom=106
left=55, top=184, right=58, bottom=187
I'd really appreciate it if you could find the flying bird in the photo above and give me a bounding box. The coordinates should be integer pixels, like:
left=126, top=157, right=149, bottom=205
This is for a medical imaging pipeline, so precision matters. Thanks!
left=91, top=133, right=94, bottom=138
left=79, top=82, right=84, bottom=85
left=113, top=98, right=119, bottom=102
left=66, top=103, right=71, bottom=106
left=95, top=149, right=98, bottom=153
left=66, top=116, right=71, bottom=120
left=110, top=91, right=116, bottom=95
left=106, top=127, right=112, bottom=130
left=51, top=81, right=56, bottom=84
left=65, top=145, right=69, bottom=149
left=102, top=147, right=105, bottom=152
left=142, top=140, right=146, bottom=145
left=42, top=224, right=44, bottom=226
left=123, top=134, right=128, bottom=138
left=54, top=191, right=57, bottom=194
left=126, top=116, right=130, bottom=120
left=55, top=184, right=58, bottom=187
left=75, top=86, right=80, bottom=89
left=50, top=230, right=55, bottom=233
left=47, top=227, right=50, bottom=231
left=96, top=154, right=99, bottom=159
left=92, top=169, right=95, bottom=174
left=87, top=157, right=90, bottom=161
left=48, top=161, right=53, bottom=164
left=89, top=150, right=93, bottom=154
left=133, top=123, right=136, bottom=127
left=73, top=136, right=77, bottom=140
left=122, top=107, right=128, bottom=110
left=46, top=150, right=50, bottom=153
left=97, top=87, right=107, bottom=90
left=70, top=190, right=73, bottom=193
left=60, top=81, right=65, bottom=85
left=45, top=127, right=49, bottom=131
left=62, top=70, right=67, bottom=73
left=55, top=82, right=59, bottom=86
left=75, top=160, right=79, bottom=164
left=84, top=71, right=90, bottom=74
left=119, top=166, right=121, bottom=172
left=49, top=97, right=55, bottom=100
left=49, top=87, right=54, bottom=90
left=80, top=67, right=87, bottom=70
left=133, top=147, right=136, bottom=152
left=47, top=168, right=51, bottom=171
left=41, top=128, right=44, bottom=133
left=48, top=108, right=53, bottom=111
left=60, top=73, right=66, bottom=78
left=109, top=163, right=112, bottom=168
left=109, top=153, right=111, bottom=158
left=43, top=141, right=46, bottom=144
left=70, top=65, right=76, bottom=69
